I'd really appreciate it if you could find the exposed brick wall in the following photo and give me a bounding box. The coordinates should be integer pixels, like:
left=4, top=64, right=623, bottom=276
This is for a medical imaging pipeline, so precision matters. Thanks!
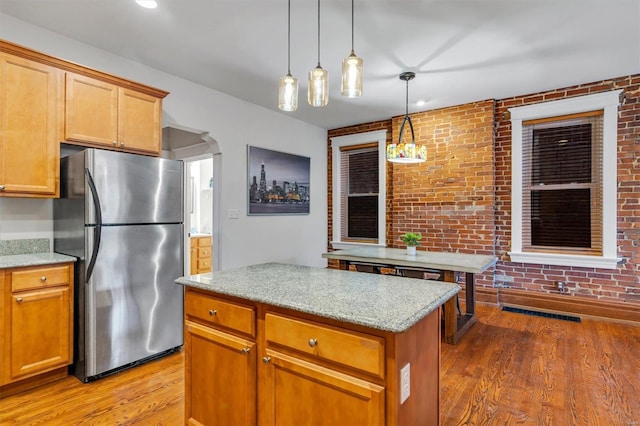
left=389, top=100, right=496, bottom=287
left=495, top=76, right=640, bottom=304
left=327, top=74, right=640, bottom=308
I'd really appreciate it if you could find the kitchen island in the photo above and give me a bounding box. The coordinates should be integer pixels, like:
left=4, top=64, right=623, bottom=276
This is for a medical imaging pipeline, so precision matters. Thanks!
left=176, top=262, right=459, bottom=426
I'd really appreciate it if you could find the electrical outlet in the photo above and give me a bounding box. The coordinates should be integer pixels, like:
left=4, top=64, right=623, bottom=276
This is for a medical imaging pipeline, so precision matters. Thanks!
left=400, top=363, right=410, bottom=404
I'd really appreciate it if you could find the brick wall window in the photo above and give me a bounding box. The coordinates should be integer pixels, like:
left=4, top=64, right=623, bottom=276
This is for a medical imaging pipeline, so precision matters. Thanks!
left=330, top=130, right=387, bottom=249
left=509, top=91, right=621, bottom=269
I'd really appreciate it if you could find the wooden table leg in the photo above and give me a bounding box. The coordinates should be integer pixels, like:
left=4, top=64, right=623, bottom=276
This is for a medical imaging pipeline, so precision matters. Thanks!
left=338, top=260, right=349, bottom=271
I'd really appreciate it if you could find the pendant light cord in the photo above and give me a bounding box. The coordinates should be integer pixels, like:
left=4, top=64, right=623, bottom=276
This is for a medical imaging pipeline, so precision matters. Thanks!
left=287, top=0, right=291, bottom=74
left=316, top=0, right=321, bottom=67
left=351, top=0, right=354, bottom=52
left=405, top=78, right=409, bottom=116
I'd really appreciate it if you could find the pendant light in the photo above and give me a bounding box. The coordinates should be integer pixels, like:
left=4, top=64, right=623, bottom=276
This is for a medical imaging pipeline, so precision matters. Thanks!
left=308, top=0, right=328, bottom=107
left=341, top=0, right=363, bottom=97
left=386, top=72, right=427, bottom=163
left=278, top=0, right=298, bottom=111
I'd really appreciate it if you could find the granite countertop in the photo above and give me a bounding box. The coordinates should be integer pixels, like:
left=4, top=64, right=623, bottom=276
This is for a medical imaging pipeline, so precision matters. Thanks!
left=0, top=252, right=77, bottom=269
left=176, top=262, right=460, bottom=333
left=0, top=238, right=76, bottom=269
left=322, top=247, right=498, bottom=273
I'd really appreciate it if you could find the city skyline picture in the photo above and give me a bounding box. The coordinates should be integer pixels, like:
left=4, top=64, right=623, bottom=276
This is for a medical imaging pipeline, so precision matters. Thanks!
left=247, top=145, right=310, bottom=215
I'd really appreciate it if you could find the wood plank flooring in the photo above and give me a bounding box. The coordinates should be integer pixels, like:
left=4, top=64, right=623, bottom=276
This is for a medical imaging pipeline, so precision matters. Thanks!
left=1, top=304, right=639, bottom=425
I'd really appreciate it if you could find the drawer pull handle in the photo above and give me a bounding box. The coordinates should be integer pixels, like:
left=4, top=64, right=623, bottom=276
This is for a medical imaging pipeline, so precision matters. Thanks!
left=16, top=297, right=23, bottom=303
left=241, top=347, right=251, bottom=354
left=41, top=276, right=47, bottom=282
left=209, top=309, right=217, bottom=316
left=113, top=141, right=118, bottom=146
left=0, top=185, right=5, bottom=190
left=262, top=356, right=271, bottom=364
left=120, top=142, right=125, bottom=147
left=308, top=338, right=318, bottom=348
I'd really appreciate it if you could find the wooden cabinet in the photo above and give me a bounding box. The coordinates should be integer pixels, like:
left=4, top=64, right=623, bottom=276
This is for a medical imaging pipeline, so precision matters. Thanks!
left=184, top=287, right=441, bottom=425
left=190, top=236, right=212, bottom=274
left=184, top=290, right=257, bottom=425
left=65, top=73, right=162, bottom=155
left=0, top=52, right=62, bottom=197
left=1, top=263, right=74, bottom=396
left=262, top=314, right=386, bottom=426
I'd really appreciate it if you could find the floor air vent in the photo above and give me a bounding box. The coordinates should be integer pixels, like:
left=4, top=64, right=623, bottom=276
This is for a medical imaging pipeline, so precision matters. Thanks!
left=502, top=306, right=581, bottom=322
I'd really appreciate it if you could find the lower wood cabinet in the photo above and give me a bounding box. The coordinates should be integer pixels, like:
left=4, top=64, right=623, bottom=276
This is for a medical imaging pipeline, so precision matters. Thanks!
left=190, top=236, right=212, bottom=275
left=261, top=349, right=385, bottom=425
left=184, top=321, right=256, bottom=426
left=0, top=263, right=74, bottom=396
left=184, top=287, right=441, bottom=425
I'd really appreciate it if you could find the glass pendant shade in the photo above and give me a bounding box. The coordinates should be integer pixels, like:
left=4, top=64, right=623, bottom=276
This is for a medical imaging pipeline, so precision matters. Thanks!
left=278, top=73, right=298, bottom=111
left=341, top=51, right=363, bottom=97
left=308, top=65, right=328, bottom=107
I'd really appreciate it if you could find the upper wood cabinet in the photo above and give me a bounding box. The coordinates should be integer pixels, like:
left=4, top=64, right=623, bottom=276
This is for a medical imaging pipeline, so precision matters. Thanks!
left=65, top=73, right=162, bottom=155
left=0, top=52, right=62, bottom=197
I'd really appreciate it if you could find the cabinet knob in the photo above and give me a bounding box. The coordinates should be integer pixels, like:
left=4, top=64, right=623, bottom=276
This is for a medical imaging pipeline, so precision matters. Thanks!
left=208, top=309, right=217, bottom=316
left=113, top=141, right=118, bottom=146
left=308, top=338, right=318, bottom=348
left=41, top=276, right=47, bottom=282
left=262, top=356, right=271, bottom=364
left=16, top=297, right=23, bottom=303
left=120, top=142, right=125, bottom=147
left=0, top=185, right=5, bottom=190
left=241, top=347, right=251, bottom=354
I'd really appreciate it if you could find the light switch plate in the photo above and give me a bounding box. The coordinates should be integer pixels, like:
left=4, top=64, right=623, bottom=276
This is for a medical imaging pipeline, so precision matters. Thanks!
left=228, top=209, right=239, bottom=219
left=400, top=363, right=410, bottom=404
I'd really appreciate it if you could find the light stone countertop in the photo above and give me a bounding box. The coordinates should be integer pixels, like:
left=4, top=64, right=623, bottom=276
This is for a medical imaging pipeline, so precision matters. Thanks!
left=0, top=252, right=77, bottom=269
left=176, top=262, right=460, bottom=333
left=322, top=247, right=498, bottom=273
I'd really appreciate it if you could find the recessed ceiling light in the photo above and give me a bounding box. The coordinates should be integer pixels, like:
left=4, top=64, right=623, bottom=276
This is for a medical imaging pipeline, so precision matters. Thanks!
left=136, top=0, right=157, bottom=9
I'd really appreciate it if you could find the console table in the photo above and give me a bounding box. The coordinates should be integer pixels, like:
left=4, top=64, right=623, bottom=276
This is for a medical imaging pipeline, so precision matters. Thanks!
left=322, top=247, right=497, bottom=344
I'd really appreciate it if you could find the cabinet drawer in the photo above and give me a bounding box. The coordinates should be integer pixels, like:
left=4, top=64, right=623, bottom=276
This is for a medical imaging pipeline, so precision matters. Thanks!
left=265, top=313, right=385, bottom=378
left=197, top=258, right=211, bottom=270
left=11, top=265, right=70, bottom=292
left=197, top=247, right=211, bottom=258
left=197, top=237, right=211, bottom=247
left=185, top=290, right=255, bottom=337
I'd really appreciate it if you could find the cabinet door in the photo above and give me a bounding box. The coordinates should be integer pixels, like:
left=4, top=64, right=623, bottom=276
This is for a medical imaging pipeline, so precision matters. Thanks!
left=185, top=321, right=256, bottom=426
left=190, top=239, right=198, bottom=275
left=261, top=349, right=385, bottom=426
left=65, top=73, right=118, bottom=147
left=6, top=286, right=71, bottom=382
left=118, top=88, right=161, bottom=155
left=0, top=53, right=61, bottom=197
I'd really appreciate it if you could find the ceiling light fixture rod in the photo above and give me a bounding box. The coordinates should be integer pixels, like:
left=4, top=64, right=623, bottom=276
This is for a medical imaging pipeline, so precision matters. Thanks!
left=316, top=0, right=321, bottom=67
left=398, top=71, right=416, bottom=144
left=287, top=0, right=292, bottom=74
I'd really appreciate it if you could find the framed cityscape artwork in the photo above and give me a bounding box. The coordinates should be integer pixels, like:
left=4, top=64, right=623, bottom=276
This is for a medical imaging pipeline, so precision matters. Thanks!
left=247, top=145, right=310, bottom=215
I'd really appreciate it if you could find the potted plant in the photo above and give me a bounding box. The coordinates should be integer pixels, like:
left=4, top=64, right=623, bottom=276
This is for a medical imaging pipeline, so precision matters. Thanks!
left=400, top=232, right=422, bottom=255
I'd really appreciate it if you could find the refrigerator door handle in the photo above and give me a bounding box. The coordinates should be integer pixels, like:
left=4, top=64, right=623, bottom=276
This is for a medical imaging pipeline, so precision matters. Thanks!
left=85, top=168, right=103, bottom=283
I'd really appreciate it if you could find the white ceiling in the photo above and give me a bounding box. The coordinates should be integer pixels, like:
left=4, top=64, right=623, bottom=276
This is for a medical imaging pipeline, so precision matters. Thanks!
left=1, top=0, right=638, bottom=130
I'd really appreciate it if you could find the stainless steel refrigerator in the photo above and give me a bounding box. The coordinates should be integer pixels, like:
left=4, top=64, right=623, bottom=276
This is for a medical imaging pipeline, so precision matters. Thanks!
left=53, top=148, right=184, bottom=382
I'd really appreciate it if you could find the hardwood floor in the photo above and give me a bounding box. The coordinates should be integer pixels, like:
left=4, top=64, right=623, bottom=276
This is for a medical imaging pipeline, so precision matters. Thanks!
left=1, top=304, right=639, bottom=425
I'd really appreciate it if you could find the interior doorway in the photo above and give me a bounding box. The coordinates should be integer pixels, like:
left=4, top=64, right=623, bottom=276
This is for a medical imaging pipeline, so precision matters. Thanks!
left=162, top=125, right=221, bottom=275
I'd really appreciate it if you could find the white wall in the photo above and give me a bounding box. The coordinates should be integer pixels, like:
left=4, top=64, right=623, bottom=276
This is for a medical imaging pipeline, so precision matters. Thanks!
left=0, top=14, right=328, bottom=269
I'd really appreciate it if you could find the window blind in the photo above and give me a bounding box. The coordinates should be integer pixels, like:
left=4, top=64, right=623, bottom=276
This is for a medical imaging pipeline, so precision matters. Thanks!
left=340, top=145, right=378, bottom=241
left=521, top=111, right=603, bottom=255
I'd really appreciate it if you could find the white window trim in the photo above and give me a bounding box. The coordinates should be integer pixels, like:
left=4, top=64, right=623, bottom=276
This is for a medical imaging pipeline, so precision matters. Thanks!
left=508, top=90, right=622, bottom=269
left=330, top=130, right=387, bottom=250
